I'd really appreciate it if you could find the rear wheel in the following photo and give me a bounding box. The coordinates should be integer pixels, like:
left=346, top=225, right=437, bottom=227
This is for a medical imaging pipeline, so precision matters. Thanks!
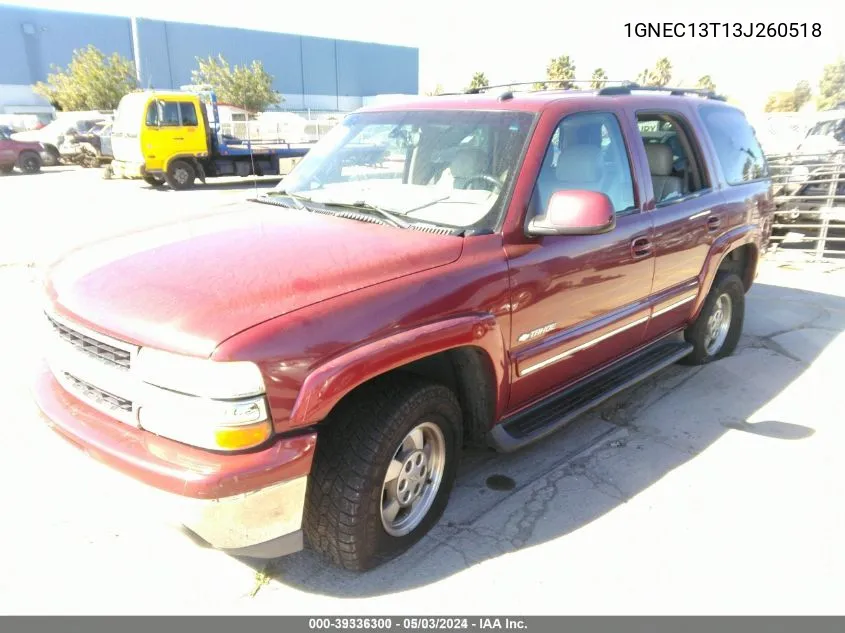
left=680, top=272, right=745, bottom=365
left=304, top=375, right=462, bottom=571
left=18, top=151, right=41, bottom=174
left=165, top=160, right=195, bottom=190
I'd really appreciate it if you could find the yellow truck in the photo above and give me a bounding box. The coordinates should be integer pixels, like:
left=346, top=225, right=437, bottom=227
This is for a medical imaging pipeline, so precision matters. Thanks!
left=109, top=86, right=311, bottom=189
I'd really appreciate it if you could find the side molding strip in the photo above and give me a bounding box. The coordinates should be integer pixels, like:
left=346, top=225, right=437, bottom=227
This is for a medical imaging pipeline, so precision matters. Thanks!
left=519, top=316, right=649, bottom=377
left=652, top=294, right=696, bottom=317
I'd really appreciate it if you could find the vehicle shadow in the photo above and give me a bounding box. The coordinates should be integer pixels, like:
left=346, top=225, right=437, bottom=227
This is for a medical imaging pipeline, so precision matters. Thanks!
left=241, top=281, right=844, bottom=598
left=141, top=177, right=283, bottom=192
left=1, top=168, right=78, bottom=177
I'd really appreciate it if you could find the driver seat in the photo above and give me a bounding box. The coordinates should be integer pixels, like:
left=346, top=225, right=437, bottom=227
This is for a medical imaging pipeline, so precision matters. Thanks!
left=436, top=148, right=488, bottom=189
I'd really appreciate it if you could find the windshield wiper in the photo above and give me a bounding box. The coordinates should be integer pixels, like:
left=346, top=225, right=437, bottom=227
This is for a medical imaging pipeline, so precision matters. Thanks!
left=262, top=190, right=311, bottom=209
left=320, top=200, right=411, bottom=229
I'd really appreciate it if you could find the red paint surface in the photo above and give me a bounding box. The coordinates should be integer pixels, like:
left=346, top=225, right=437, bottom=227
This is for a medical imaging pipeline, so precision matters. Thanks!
left=0, top=134, right=42, bottom=167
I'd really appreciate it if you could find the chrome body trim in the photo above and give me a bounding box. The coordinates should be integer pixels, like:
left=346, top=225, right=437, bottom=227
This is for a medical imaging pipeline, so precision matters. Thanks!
left=519, top=316, right=649, bottom=376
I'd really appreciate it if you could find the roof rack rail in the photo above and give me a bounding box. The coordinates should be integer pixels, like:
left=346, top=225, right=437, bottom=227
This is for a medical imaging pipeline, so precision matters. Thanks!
left=460, top=80, right=636, bottom=95
left=597, top=83, right=727, bottom=101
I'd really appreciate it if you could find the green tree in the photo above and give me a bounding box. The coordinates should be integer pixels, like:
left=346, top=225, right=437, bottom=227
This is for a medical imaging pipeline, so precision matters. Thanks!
left=696, top=75, right=716, bottom=92
left=33, top=45, right=137, bottom=111
left=637, top=57, right=673, bottom=86
left=817, top=58, right=845, bottom=110
left=466, top=71, right=490, bottom=92
left=793, top=80, right=812, bottom=109
left=545, top=55, right=576, bottom=89
left=590, top=68, right=608, bottom=89
left=191, top=55, right=282, bottom=112
left=426, top=83, right=445, bottom=96
left=764, top=91, right=798, bottom=112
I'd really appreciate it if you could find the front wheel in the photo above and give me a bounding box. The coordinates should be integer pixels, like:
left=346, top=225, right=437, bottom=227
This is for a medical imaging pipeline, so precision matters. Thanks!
left=142, top=174, right=164, bottom=187
left=42, top=146, right=60, bottom=167
left=165, top=159, right=196, bottom=190
left=680, top=272, right=745, bottom=365
left=18, top=151, right=42, bottom=174
left=304, top=375, right=462, bottom=571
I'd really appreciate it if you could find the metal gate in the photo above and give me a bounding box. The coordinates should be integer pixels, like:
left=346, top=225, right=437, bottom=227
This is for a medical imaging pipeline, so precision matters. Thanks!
left=767, top=150, right=845, bottom=261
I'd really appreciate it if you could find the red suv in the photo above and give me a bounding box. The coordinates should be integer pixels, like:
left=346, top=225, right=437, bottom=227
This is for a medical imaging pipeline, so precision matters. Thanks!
left=34, top=84, right=774, bottom=570
left=0, top=129, right=44, bottom=174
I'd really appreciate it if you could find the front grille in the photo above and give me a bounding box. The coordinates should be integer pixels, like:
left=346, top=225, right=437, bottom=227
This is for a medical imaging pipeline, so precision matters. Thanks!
left=62, top=372, right=133, bottom=413
left=47, top=315, right=131, bottom=369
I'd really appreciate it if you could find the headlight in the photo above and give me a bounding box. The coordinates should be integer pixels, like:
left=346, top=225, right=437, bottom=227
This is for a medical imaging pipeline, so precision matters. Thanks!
left=134, top=348, right=272, bottom=451
left=135, top=347, right=265, bottom=399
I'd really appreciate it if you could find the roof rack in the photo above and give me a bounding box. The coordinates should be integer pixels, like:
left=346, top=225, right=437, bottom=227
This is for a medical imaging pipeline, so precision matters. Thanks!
left=460, top=80, right=635, bottom=95
left=597, top=83, right=727, bottom=101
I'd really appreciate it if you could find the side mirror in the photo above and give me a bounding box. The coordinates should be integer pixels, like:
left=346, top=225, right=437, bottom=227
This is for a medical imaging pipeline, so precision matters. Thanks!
left=526, top=189, right=617, bottom=236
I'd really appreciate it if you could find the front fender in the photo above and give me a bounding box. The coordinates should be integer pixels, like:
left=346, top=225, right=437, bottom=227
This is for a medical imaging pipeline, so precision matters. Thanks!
left=287, top=314, right=509, bottom=429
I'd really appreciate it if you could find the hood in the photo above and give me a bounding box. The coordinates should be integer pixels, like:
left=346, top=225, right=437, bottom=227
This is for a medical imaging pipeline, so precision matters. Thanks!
left=11, top=130, right=46, bottom=143
left=46, top=202, right=464, bottom=357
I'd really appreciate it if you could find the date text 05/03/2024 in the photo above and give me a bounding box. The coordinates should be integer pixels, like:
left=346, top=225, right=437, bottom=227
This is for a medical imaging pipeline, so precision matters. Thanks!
left=625, top=22, right=821, bottom=38
left=308, top=618, right=528, bottom=630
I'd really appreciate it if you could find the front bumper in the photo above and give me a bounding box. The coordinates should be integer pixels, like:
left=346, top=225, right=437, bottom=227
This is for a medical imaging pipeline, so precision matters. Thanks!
left=33, top=362, right=317, bottom=558
left=110, top=159, right=146, bottom=179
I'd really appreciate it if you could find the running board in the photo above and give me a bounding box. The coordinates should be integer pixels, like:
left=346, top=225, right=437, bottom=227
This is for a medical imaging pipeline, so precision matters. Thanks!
left=490, top=338, right=693, bottom=452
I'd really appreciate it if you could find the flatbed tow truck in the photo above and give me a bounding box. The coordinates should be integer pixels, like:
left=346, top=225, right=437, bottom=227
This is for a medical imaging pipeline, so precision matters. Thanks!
left=109, top=85, right=312, bottom=189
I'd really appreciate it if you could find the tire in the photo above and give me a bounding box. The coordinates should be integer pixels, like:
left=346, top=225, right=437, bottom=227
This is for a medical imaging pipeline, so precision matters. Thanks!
left=304, top=374, right=463, bottom=571
left=18, top=151, right=41, bottom=174
left=680, top=272, right=745, bottom=365
left=142, top=174, right=165, bottom=187
left=165, top=159, right=195, bottom=190
left=0, top=164, right=13, bottom=174
left=42, top=145, right=60, bottom=167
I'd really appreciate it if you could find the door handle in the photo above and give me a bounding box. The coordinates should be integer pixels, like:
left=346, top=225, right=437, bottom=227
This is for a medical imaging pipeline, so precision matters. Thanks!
left=631, top=236, right=652, bottom=259
left=707, top=216, right=722, bottom=232
left=172, top=137, right=184, bottom=141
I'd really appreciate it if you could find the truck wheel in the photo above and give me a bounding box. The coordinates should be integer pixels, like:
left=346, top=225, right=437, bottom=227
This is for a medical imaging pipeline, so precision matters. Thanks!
left=18, top=151, right=42, bottom=174
left=142, top=174, right=164, bottom=187
left=680, top=272, right=745, bottom=365
left=165, top=160, right=195, bottom=190
left=304, top=375, right=462, bottom=571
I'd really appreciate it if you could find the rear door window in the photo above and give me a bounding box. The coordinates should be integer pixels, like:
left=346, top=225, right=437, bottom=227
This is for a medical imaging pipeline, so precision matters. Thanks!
left=700, top=106, right=769, bottom=185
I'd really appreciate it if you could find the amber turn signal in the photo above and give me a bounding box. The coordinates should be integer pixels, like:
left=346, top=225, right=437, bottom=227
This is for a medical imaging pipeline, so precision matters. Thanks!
left=214, top=421, right=272, bottom=450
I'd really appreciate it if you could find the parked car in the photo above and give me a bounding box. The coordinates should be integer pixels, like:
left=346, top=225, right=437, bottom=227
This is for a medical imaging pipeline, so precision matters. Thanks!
left=12, top=111, right=110, bottom=165
left=770, top=110, right=845, bottom=224
left=0, top=128, right=45, bottom=174
left=34, top=85, right=774, bottom=570
left=59, top=121, right=114, bottom=167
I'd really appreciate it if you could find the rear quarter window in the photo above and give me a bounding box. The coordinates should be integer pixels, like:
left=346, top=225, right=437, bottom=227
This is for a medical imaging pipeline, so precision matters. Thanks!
left=699, top=106, right=769, bottom=185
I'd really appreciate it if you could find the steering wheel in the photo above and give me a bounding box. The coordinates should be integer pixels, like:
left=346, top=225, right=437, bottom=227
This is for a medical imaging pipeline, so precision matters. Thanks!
left=462, top=174, right=504, bottom=193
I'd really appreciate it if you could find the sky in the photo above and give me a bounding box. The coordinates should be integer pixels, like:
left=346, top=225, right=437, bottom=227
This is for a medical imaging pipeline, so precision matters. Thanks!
left=11, top=0, right=845, bottom=112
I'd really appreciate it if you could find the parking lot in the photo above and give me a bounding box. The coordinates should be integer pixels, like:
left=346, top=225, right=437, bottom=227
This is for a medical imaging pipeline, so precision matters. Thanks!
left=1, top=166, right=844, bottom=615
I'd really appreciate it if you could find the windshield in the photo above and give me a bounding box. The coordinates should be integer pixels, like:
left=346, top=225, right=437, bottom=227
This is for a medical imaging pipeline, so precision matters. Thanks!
left=113, top=93, right=148, bottom=135
left=806, top=118, right=845, bottom=144
left=273, top=109, right=536, bottom=231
